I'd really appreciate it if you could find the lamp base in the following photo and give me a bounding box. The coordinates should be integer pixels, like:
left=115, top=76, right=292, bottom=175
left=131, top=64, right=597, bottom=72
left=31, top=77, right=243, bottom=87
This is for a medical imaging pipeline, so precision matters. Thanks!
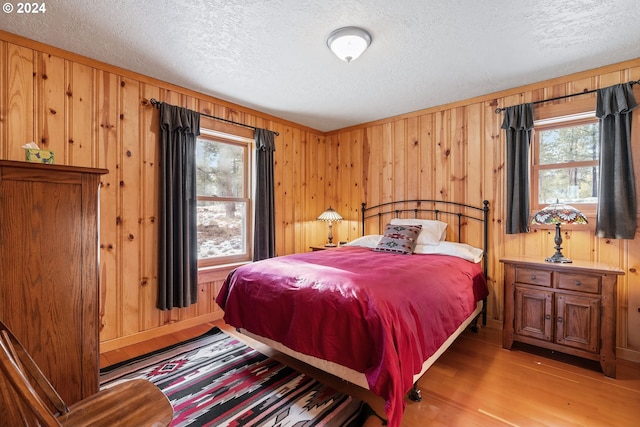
left=324, top=243, right=337, bottom=247
left=545, top=252, right=572, bottom=263
left=545, top=223, right=572, bottom=263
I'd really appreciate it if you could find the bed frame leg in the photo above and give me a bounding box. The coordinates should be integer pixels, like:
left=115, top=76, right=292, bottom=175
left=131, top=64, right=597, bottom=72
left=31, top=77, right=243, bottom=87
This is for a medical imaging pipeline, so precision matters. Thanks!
left=469, top=297, right=487, bottom=333
left=482, top=297, right=487, bottom=326
left=408, top=382, right=422, bottom=402
left=470, top=316, right=479, bottom=333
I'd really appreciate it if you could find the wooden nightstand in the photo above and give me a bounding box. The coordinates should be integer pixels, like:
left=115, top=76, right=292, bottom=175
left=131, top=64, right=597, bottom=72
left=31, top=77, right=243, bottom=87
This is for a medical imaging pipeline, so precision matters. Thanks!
left=501, top=256, right=624, bottom=378
left=309, top=245, right=340, bottom=251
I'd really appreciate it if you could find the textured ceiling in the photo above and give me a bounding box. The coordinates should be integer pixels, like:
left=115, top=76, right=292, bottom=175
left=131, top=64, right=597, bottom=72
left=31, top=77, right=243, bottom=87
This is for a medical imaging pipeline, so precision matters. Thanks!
left=2, top=0, right=640, bottom=131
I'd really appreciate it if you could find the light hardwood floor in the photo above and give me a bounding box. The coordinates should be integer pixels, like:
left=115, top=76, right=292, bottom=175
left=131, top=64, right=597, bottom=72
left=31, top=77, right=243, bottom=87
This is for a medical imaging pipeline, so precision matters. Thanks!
left=101, top=321, right=640, bottom=427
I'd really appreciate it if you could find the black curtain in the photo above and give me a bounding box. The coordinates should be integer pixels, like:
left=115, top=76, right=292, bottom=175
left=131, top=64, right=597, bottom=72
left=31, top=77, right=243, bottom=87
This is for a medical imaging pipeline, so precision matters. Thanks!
left=595, top=83, right=638, bottom=239
left=157, top=103, right=201, bottom=310
left=254, top=128, right=276, bottom=261
left=502, top=103, right=535, bottom=234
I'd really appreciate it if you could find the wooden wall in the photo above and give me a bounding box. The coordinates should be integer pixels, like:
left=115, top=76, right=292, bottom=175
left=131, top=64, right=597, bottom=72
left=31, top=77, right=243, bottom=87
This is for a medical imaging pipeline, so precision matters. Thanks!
left=327, top=60, right=640, bottom=362
left=1, top=30, right=639, bottom=362
left=0, top=31, right=332, bottom=351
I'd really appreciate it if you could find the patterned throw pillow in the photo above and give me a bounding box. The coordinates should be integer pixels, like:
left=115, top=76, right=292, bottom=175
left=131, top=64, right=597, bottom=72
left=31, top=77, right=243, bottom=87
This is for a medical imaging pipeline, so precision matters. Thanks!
left=373, top=223, right=422, bottom=255
left=389, top=218, right=447, bottom=245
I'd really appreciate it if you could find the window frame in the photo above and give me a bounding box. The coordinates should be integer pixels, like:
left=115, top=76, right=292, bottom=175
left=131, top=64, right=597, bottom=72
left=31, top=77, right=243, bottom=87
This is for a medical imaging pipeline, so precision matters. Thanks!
left=530, top=98, right=599, bottom=225
left=196, top=127, right=254, bottom=268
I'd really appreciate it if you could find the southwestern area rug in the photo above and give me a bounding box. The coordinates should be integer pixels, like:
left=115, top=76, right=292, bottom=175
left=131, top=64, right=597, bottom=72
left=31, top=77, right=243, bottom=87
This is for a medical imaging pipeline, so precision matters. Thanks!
left=100, top=327, right=383, bottom=426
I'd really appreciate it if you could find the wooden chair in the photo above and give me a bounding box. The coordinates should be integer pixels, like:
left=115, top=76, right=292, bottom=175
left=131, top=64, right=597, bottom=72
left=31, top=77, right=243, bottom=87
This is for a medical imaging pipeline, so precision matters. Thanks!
left=0, top=321, right=173, bottom=427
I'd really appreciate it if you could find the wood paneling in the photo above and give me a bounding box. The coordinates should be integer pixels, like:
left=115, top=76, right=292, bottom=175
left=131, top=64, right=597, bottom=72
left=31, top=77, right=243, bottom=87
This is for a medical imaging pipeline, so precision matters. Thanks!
left=1, top=30, right=638, bottom=362
left=0, top=32, right=330, bottom=351
left=330, top=61, right=640, bottom=363
left=4, top=44, right=34, bottom=159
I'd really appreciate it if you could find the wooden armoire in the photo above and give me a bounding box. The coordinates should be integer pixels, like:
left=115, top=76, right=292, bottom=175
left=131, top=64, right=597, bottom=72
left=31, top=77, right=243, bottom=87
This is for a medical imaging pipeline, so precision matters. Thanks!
left=0, top=160, right=108, bottom=407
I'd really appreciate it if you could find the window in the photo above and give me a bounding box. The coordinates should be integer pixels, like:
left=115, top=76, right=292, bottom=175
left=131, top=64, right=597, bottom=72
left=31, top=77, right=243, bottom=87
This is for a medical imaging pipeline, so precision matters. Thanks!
left=196, top=129, right=252, bottom=266
left=532, top=111, right=599, bottom=215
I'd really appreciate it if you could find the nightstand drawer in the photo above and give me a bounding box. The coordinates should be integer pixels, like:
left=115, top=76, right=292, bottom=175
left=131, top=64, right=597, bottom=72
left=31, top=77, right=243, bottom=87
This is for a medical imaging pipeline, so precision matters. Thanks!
left=556, top=273, right=600, bottom=293
left=515, top=267, right=552, bottom=287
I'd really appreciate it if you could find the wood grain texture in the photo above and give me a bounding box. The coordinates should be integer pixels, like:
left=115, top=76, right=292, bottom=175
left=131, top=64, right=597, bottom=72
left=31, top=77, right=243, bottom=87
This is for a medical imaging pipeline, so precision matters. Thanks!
left=502, top=257, right=623, bottom=377
left=1, top=320, right=171, bottom=427
left=0, top=161, right=106, bottom=406
left=332, top=67, right=640, bottom=363
left=102, top=320, right=640, bottom=427
left=0, top=31, right=639, bottom=361
left=0, top=34, right=330, bottom=351
left=57, top=379, right=172, bottom=427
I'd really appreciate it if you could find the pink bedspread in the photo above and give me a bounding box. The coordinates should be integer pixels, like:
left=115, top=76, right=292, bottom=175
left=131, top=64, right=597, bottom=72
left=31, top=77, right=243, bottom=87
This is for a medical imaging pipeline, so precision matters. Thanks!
left=216, top=246, right=488, bottom=427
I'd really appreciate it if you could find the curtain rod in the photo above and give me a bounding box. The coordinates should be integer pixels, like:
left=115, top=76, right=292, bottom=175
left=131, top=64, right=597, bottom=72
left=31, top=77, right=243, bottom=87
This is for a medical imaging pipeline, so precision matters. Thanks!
left=149, top=98, right=279, bottom=136
left=494, top=80, right=640, bottom=114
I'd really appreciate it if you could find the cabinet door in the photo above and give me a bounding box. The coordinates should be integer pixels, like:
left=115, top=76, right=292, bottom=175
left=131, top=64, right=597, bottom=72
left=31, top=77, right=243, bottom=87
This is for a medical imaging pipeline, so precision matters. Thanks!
left=1, top=176, right=86, bottom=404
left=0, top=163, right=103, bottom=406
left=515, top=286, right=553, bottom=342
left=556, top=294, right=600, bottom=353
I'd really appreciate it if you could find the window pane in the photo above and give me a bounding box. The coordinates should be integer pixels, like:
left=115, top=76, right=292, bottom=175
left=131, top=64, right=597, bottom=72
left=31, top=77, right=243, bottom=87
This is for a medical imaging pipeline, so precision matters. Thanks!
left=196, top=139, right=244, bottom=197
left=197, top=200, right=247, bottom=258
left=539, top=123, right=599, bottom=165
left=538, top=166, right=599, bottom=204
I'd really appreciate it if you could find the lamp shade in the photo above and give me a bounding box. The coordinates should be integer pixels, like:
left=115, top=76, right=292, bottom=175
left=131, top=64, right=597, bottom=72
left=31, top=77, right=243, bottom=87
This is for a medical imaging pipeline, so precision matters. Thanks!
left=531, top=200, right=588, bottom=226
left=326, top=27, right=372, bottom=62
left=317, top=206, right=342, bottom=247
left=317, top=206, right=343, bottom=222
left=531, top=200, right=587, bottom=263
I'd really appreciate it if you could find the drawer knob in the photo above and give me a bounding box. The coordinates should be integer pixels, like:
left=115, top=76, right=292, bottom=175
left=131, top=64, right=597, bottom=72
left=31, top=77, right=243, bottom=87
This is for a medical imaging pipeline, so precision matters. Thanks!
left=531, top=275, right=536, bottom=280
left=557, top=317, right=563, bottom=323
left=575, top=280, right=581, bottom=286
left=545, top=315, right=551, bottom=320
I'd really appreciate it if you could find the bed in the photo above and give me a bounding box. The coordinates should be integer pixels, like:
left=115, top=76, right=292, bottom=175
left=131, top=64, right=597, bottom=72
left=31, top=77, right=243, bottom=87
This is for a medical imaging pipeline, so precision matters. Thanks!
left=216, top=200, right=489, bottom=427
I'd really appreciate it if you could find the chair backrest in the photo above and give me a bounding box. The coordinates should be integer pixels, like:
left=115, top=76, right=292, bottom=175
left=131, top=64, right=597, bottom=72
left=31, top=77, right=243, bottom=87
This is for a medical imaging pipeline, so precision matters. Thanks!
left=0, top=321, right=67, bottom=427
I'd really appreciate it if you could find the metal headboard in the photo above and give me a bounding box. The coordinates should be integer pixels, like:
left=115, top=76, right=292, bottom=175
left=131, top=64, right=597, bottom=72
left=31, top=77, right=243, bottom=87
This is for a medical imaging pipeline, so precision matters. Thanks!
left=361, top=199, right=490, bottom=324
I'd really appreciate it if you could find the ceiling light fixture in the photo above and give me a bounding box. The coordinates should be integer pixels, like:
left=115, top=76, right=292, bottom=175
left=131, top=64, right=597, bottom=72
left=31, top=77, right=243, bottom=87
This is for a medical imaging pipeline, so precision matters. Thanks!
left=326, top=26, right=372, bottom=63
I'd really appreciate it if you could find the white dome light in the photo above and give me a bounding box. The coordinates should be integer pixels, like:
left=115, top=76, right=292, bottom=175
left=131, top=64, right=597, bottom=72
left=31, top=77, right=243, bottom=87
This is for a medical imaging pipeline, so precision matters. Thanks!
left=326, top=27, right=372, bottom=63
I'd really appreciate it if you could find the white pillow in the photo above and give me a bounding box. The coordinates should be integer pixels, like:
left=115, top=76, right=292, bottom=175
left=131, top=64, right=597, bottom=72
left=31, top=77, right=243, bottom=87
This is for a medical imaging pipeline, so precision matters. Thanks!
left=390, top=218, right=447, bottom=246
left=344, top=234, right=382, bottom=248
left=413, top=241, right=484, bottom=263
